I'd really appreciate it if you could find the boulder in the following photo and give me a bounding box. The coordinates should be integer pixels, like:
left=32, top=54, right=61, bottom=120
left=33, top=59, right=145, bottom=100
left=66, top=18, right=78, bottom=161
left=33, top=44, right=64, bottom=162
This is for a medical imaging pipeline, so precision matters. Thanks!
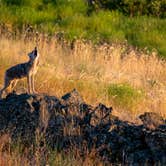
left=139, top=112, right=165, bottom=130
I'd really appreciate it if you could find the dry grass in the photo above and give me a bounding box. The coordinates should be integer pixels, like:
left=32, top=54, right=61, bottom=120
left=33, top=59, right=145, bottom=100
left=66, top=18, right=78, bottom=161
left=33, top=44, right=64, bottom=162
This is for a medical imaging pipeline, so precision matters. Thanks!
left=0, top=133, right=103, bottom=166
left=0, top=36, right=166, bottom=122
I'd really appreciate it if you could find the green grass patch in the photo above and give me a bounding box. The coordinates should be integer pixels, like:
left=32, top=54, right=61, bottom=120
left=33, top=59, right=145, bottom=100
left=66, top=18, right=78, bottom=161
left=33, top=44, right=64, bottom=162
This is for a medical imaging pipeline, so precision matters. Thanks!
left=106, top=83, right=144, bottom=110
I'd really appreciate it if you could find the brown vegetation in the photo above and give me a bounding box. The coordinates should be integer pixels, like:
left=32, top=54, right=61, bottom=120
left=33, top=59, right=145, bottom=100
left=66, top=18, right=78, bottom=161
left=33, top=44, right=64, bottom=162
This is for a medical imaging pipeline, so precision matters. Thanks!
left=0, top=36, right=166, bottom=121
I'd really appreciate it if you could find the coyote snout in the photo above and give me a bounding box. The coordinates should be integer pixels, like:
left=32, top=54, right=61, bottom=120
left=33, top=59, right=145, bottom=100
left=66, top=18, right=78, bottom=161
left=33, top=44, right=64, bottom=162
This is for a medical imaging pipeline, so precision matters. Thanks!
left=0, top=47, right=40, bottom=98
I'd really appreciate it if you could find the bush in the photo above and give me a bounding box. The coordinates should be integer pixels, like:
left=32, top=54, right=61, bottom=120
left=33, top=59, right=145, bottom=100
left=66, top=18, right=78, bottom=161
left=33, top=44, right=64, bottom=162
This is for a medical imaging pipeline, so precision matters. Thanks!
left=2, top=0, right=27, bottom=6
left=89, top=0, right=166, bottom=18
left=106, top=83, right=143, bottom=110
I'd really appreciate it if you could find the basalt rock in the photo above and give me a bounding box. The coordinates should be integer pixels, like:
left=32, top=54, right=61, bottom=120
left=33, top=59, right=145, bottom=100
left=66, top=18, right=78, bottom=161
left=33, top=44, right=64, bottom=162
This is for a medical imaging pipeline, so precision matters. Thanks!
left=139, top=112, right=165, bottom=130
left=0, top=90, right=165, bottom=165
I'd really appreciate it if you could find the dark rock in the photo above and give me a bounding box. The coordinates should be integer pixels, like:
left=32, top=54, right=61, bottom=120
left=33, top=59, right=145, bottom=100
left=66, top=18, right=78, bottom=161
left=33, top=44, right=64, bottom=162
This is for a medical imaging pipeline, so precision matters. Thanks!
left=90, top=103, right=112, bottom=126
left=61, top=89, right=84, bottom=106
left=139, top=112, right=165, bottom=130
left=0, top=92, right=165, bottom=165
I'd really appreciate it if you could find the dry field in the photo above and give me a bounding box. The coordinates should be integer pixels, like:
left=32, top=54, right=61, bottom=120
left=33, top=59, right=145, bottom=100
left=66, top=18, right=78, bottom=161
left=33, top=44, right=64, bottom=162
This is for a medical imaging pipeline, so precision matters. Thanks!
left=0, top=36, right=166, bottom=122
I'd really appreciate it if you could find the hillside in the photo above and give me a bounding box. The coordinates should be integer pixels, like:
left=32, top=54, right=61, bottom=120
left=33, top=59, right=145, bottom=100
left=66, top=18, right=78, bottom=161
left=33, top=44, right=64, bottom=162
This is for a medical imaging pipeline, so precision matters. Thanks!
left=0, top=0, right=166, bottom=57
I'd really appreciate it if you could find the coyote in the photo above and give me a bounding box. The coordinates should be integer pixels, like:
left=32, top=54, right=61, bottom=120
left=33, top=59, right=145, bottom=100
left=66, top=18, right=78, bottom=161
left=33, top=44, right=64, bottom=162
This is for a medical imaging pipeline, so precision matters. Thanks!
left=0, top=47, right=40, bottom=98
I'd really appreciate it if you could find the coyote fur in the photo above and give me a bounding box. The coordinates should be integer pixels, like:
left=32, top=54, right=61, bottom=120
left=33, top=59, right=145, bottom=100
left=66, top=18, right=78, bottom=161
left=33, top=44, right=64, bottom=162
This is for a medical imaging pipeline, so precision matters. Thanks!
left=0, top=47, right=39, bottom=97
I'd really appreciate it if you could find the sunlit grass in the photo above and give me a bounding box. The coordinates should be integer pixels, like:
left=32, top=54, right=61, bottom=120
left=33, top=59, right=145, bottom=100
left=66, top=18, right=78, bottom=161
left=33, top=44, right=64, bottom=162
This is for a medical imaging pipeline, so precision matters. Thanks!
left=0, top=37, right=166, bottom=121
left=106, top=83, right=144, bottom=111
left=0, top=36, right=166, bottom=165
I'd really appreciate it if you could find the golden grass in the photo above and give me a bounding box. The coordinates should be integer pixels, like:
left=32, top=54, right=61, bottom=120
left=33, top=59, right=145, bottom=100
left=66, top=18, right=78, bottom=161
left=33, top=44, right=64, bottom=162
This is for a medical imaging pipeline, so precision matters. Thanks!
left=0, top=36, right=166, bottom=122
left=0, top=133, right=103, bottom=166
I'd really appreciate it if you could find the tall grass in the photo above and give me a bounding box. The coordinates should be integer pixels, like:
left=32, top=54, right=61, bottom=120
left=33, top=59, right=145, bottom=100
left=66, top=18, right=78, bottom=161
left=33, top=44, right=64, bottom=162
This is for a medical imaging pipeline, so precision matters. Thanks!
left=0, top=134, right=95, bottom=166
left=0, top=36, right=166, bottom=121
left=0, top=35, right=166, bottom=165
left=106, top=83, right=143, bottom=111
left=0, top=1, right=165, bottom=57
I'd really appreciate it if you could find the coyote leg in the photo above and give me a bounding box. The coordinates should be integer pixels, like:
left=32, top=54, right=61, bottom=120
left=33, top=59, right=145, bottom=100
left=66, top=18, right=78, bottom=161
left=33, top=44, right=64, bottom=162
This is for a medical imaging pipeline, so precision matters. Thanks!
left=27, top=75, right=32, bottom=94
left=31, top=74, right=36, bottom=94
left=10, top=80, right=18, bottom=92
left=0, top=76, right=12, bottom=98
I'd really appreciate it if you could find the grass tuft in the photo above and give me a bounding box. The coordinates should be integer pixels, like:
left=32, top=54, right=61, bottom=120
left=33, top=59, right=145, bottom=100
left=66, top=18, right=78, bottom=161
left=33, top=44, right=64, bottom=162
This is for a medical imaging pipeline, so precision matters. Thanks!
left=106, top=83, right=143, bottom=110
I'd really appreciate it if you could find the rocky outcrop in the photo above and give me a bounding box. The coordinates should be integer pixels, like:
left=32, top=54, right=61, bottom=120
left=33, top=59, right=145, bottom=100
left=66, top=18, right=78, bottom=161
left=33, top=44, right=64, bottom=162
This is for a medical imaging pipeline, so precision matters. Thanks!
left=139, top=112, right=165, bottom=130
left=0, top=90, right=165, bottom=165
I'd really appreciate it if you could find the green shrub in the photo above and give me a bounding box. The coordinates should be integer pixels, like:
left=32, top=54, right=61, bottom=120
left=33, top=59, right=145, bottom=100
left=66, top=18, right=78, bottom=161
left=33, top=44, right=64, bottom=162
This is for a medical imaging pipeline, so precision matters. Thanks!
left=87, top=11, right=125, bottom=42
left=89, top=0, right=166, bottom=18
left=2, top=0, right=27, bottom=6
left=122, top=16, right=166, bottom=57
left=106, top=83, right=143, bottom=110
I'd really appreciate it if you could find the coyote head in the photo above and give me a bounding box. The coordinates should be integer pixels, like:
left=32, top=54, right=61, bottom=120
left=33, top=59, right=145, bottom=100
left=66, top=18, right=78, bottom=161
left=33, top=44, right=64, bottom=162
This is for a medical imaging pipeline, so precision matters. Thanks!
left=28, top=47, right=39, bottom=60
